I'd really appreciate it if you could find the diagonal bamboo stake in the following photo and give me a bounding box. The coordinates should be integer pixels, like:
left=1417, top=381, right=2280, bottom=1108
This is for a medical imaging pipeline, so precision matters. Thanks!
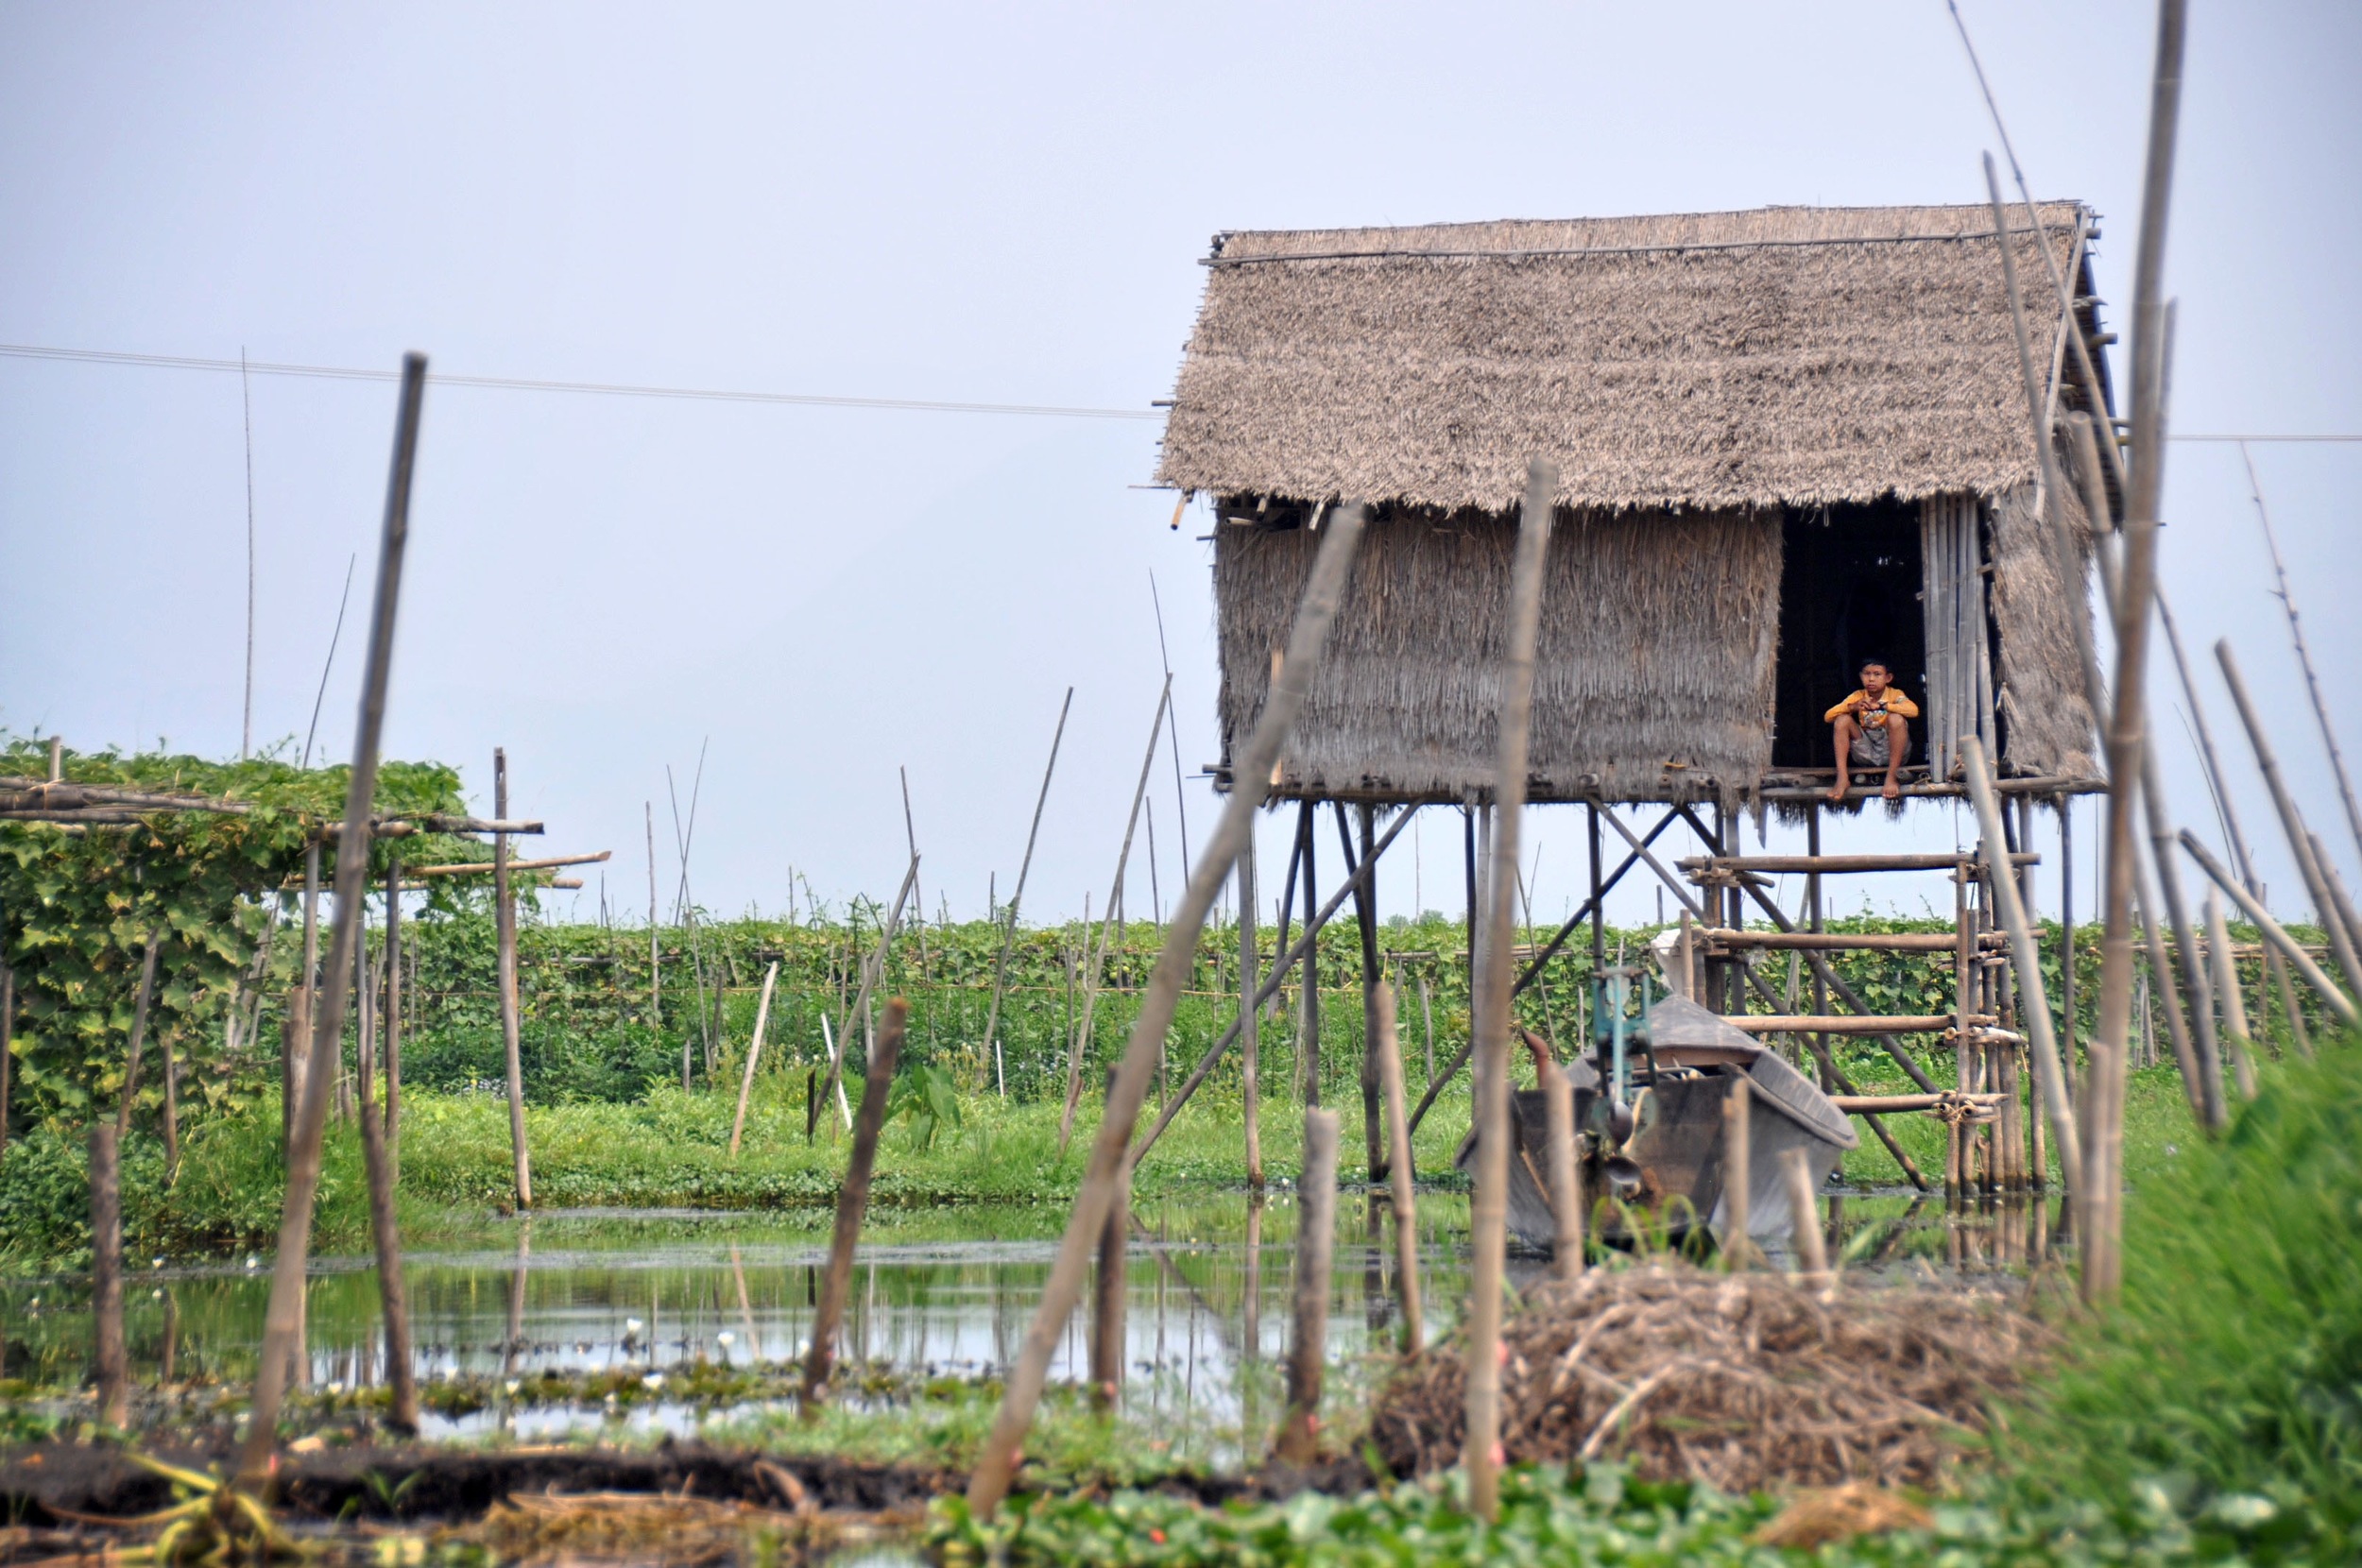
left=115, top=931, right=163, bottom=1137
left=1466, top=459, right=1555, bottom=1522
left=2215, top=642, right=2362, bottom=997
left=982, top=689, right=1072, bottom=1097
left=818, top=857, right=918, bottom=1121
left=2203, top=892, right=2259, bottom=1099
left=1964, top=738, right=2084, bottom=1193
left=965, top=502, right=1367, bottom=1518
left=2084, top=0, right=2188, bottom=1306
left=800, top=997, right=907, bottom=1408
left=238, top=351, right=424, bottom=1490
left=727, top=961, right=780, bottom=1157
left=2241, top=443, right=2362, bottom=873
left=1058, top=678, right=1172, bottom=1152
left=2181, top=832, right=2357, bottom=1030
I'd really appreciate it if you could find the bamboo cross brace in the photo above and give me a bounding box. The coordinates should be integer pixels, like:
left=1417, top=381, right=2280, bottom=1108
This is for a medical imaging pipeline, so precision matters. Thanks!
left=1130, top=807, right=1412, bottom=1164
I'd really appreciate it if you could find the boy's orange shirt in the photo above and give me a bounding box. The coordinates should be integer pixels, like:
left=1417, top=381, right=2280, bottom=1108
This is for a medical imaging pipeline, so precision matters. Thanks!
left=1825, top=688, right=1920, bottom=724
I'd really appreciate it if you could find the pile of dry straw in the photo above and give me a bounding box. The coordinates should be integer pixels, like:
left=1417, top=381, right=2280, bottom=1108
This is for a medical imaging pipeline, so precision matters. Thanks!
left=1369, top=1264, right=2055, bottom=1493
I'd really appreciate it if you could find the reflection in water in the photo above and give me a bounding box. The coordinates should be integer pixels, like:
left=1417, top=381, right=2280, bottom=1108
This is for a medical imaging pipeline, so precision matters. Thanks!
left=0, top=1185, right=2063, bottom=1447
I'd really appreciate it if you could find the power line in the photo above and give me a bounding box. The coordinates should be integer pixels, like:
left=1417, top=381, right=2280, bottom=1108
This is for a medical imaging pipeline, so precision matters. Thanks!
left=0, top=341, right=1164, bottom=421
left=5, top=339, right=2351, bottom=440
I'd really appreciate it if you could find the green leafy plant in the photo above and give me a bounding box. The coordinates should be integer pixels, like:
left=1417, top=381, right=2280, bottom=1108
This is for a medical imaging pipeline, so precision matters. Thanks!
left=889, top=1062, right=965, bottom=1151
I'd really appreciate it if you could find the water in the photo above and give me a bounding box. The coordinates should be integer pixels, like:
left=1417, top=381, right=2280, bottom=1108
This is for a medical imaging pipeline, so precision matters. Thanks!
left=0, top=1185, right=2060, bottom=1449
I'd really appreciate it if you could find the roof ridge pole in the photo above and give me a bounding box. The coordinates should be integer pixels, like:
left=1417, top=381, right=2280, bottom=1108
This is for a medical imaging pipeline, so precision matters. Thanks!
left=2085, top=0, right=2190, bottom=1307
left=965, top=502, right=1367, bottom=1519
left=1464, top=458, right=1556, bottom=1523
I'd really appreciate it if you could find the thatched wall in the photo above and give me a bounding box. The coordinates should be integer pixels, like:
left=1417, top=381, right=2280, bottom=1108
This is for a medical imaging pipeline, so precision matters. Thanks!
left=1217, top=508, right=1782, bottom=803
left=1159, top=203, right=2088, bottom=515
left=1990, top=482, right=2101, bottom=777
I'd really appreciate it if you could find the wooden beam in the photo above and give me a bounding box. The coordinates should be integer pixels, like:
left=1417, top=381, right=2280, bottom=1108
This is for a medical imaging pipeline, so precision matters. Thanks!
left=1682, top=853, right=2035, bottom=875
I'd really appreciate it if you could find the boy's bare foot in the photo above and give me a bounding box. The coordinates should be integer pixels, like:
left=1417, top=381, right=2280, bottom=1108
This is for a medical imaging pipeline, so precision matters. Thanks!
left=1826, top=774, right=1851, bottom=804
left=1881, top=775, right=1902, bottom=800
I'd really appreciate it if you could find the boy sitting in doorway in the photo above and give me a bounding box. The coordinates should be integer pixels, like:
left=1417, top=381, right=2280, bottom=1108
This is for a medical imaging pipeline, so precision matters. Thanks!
left=1825, top=658, right=1919, bottom=802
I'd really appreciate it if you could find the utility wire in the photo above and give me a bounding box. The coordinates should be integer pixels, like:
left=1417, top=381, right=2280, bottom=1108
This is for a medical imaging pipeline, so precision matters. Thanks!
left=0, top=341, right=1162, bottom=422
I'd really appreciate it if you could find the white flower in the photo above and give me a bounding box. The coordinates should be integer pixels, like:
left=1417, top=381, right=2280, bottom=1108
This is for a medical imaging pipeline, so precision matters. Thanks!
left=246, top=1255, right=261, bottom=1270
left=641, top=1373, right=664, bottom=1391
left=328, top=1382, right=344, bottom=1395
left=152, top=1257, right=165, bottom=1269
left=716, top=1332, right=735, bottom=1346
left=2209, top=1494, right=2278, bottom=1529
left=625, top=1318, right=644, bottom=1334
left=504, top=1379, right=521, bottom=1395
left=151, top=1288, right=164, bottom=1300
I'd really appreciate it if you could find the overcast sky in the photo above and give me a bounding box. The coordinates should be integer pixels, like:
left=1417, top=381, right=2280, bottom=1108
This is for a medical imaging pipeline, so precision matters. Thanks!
left=3, top=1, right=2356, bottom=933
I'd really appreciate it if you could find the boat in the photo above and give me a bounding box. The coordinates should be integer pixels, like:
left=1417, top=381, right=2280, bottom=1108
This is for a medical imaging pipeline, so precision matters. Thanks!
left=1454, top=993, right=1857, bottom=1253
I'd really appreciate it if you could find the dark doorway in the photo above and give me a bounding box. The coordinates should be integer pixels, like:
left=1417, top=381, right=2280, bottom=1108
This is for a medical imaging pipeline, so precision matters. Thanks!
left=1772, top=502, right=1927, bottom=770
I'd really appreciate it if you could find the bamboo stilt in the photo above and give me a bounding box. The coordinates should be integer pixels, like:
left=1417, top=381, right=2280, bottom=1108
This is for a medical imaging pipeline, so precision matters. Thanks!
left=1275, top=1107, right=1338, bottom=1463
left=1722, top=1075, right=1751, bottom=1268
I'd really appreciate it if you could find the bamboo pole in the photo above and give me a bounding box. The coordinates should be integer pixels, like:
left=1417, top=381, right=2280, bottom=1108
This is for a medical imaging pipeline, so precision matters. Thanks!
left=1963, top=739, right=2084, bottom=1192
left=1780, top=1147, right=1829, bottom=1286
left=2180, top=833, right=2357, bottom=1029
left=983, top=688, right=1071, bottom=1098
left=238, top=351, right=424, bottom=1490
left=1545, top=1054, right=1583, bottom=1282
left=352, top=934, right=419, bottom=1434
left=1721, top=1076, right=1751, bottom=1269
left=2205, top=892, right=2258, bottom=1099
left=1298, top=804, right=1320, bottom=1104
left=2241, top=442, right=2362, bottom=872
left=0, top=966, right=13, bottom=1157
left=2150, top=581, right=2309, bottom=1084
left=115, top=930, right=163, bottom=1139
left=1275, top=1106, right=1339, bottom=1463
left=161, top=1021, right=180, bottom=1182
left=728, top=961, right=781, bottom=1157
left=965, top=502, right=1366, bottom=1518
left=2215, top=643, right=2362, bottom=996
left=2083, top=0, right=2189, bottom=1306
left=1090, top=1070, right=1127, bottom=1412
left=1372, top=981, right=1422, bottom=1351
left=1060, top=679, right=1172, bottom=1152
left=90, top=1122, right=127, bottom=1427
left=1240, top=838, right=1261, bottom=1186
left=1465, top=458, right=1554, bottom=1521
left=801, top=997, right=908, bottom=1408
left=494, top=749, right=532, bottom=1211
left=1352, top=803, right=1386, bottom=1178
left=645, top=803, right=660, bottom=1030
left=384, top=857, right=402, bottom=1164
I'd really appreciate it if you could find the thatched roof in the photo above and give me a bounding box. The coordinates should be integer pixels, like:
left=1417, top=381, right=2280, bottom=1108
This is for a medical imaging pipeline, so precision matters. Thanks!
left=1157, top=203, right=2093, bottom=514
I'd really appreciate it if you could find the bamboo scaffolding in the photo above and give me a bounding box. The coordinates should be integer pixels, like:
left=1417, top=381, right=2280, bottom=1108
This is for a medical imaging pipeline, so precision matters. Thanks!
left=2179, top=833, right=2357, bottom=1030
left=494, top=748, right=532, bottom=1211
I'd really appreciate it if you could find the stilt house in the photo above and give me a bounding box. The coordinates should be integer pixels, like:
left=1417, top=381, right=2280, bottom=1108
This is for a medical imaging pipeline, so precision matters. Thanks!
left=1156, top=204, right=2113, bottom=807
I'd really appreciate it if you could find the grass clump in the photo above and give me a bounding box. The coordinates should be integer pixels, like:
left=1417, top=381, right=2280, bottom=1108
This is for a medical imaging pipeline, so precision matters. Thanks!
left=1992, top=1040, right=2362, bottom=1560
